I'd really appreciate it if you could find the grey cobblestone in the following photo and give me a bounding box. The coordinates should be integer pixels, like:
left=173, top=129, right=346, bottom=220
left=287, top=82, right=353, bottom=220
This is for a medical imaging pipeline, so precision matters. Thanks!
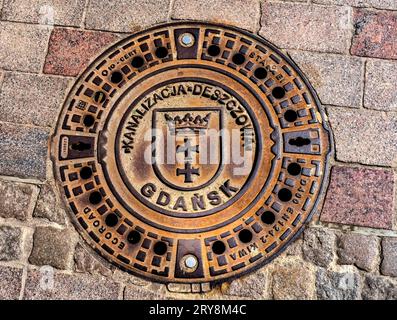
left=124, top=284, right=165, bottom=300
left=327, top=108, right=397, bottom=167
left=337, top=233, right=379, bottom=272
left=0, top=22, right=51, bottom=73
left=365, top=59, right=397, bottom=112
left=362, top=274, right=397, bottom=300
left=303, top=228, right=336, bottom=268
left=1, top=0, right=86, bottom=26
left=85, top=0, right=170, bottom=33
left=282, top=237, right=303, bottom=257
left=24, top=269, right=121, bottom=300
left=0, top=225, right=23, bottom=261
left=316, top=269, right=360, bottom=300
left=381, top=238, right=397, bottom=277
left=288, top=50, right=363, bottom=107
left=270, top=260, right=315, bottom=300
left=74, top=243, right=114, bottom=277
left=0, top=122, right=49, bottom=180
left=0, top=72, right=71, bottom=127
left=0, top=265, right=23, bottom=299
left=29, top=226, right=76, bottom=270
left=260, top=2, right=352, bottom=54
left=172, top=0, right=260, bottom=32
left=0, top=179, right=39, bottom=221
left=33, top=184, right=66, bottom=224
left=223, top=269, right=267, bottom=298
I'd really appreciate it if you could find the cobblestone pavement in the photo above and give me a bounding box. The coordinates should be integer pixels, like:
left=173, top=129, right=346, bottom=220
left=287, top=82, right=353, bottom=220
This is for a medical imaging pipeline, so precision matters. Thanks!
left=0, top=0, right=396, bottom=300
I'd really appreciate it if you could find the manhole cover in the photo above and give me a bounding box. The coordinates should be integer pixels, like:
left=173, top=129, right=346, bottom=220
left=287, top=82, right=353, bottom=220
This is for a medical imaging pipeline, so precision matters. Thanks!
left=51, top=22, right=332, bottom=286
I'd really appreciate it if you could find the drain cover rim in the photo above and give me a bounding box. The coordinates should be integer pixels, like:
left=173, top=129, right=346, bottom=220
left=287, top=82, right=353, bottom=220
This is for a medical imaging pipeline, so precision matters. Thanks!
left=51, top=21, right=334, bottom=285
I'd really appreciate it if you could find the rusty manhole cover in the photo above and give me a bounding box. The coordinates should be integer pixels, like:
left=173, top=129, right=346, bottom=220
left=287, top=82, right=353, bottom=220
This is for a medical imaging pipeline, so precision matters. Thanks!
left=51, top=22, right=332, bottom=286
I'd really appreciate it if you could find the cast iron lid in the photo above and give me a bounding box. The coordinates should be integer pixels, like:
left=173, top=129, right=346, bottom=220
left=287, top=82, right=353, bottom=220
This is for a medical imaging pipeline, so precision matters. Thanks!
left=51, top=22, right=332, bottom=287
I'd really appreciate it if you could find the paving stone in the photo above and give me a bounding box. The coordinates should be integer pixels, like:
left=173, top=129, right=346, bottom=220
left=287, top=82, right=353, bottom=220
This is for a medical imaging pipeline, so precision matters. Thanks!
left=337, top=233, right=379, bottom=272
left=381, top=237, right=397, bottom=277
left=362, top=274, right=397, bottom=300
left=0, top=179, right=38, bottom=221
left=314, top=0, right=397, bottom=10
left=282, top=237, right=303, bottom=257
left=270, top=260, right=315, bottom=300
left=351, top=9, right=397, bottom=60
left=44, top=28, right=119, bottom=77
left=0, top=225, right=22, bottom=261
left=1, top=0, right=86, bottom=26
left=24, top=269, right=120, bottom=300
left=303, top=228, right=336, bottom=268
left=113, top=268, right=152, bottom=287
left=321, top=166, right=395, bottom=229
left=224, top=269, right=267, bottom=298
left=0, top=72, right=71, bottom=127
left=316, top=269, right=360, bottom=300
left=0, top=266, right=23, bottom=299
left=288, top=50, right=363, bottom=107
left=327, top=108, right=397, bottom=167
left=74, top=243, right=114, bottom=277
left=172, top=0, right=260, bottom=32
left=0, top=122, right=49, bottom=180
left=0, top=22, right=51, bottom=73
left=33, top=184, right=66, bottom=224
left=29, top=226, right=75, bottom=269
left=124, top=284, right=164, bottom=300
left=85, top=0, right=170, bottom=33
left=364, top=59, right=397, bottom=112
left=260, top=2, right=352, bottom=54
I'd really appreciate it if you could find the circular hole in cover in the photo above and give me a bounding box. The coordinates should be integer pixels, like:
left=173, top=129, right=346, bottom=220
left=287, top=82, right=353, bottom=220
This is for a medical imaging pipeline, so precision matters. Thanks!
left=287, top=163, right=302, bottom=176
left=127, top=231, right=141, bottom=244
left=94, top=91, right=106, bottom=103
left=105, top=213, right=119, bottom=227
left=110, top=71, right=123, bottom=83
left=232, top=53, right=245, bottom=65
left=254, top=67, right=267, bottom=79
left=207, top=44, right=221, bottom=56
left=131, top=56, right=145, bottom=68
left=155, top=47, right=168, bottom=59
left=272, top=86, right=286, bottom=99
left=153, top=241, right=167, bottom=255
left=89, top=191, right=102, bottom=205
left=212, top=240, right=226, bottom=255
left=278, top=188, right=293, bottom=202
left=284, top=109, right=298, bottom=122
left=238, top=229, right=253, bottom=243
left=261, top=211, right=276, bottom=225
left=79, top=166, right=93, bottom=179
left=83, top=115, right=95, bottom=127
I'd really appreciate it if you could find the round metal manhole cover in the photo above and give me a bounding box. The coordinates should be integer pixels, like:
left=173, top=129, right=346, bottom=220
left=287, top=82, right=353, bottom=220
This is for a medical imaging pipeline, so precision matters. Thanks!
left=51, top=22, right=332, bottom=285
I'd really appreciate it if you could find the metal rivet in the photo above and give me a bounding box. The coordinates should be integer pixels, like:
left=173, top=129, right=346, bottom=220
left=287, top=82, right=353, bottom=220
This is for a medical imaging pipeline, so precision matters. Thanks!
left=179, top=33, right=195, bottom=47
left=181, top=254, right=198, bottom=272
left=185, top=255, right=197, bottom=268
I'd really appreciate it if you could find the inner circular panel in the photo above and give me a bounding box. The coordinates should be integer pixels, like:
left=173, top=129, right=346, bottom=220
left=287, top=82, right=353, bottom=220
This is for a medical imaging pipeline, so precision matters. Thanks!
left=51, top=22, right=332, bottom=285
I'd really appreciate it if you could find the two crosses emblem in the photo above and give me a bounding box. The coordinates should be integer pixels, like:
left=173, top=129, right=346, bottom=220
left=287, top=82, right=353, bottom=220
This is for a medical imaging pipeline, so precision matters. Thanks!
left=165, top=113, right=211, bottom=184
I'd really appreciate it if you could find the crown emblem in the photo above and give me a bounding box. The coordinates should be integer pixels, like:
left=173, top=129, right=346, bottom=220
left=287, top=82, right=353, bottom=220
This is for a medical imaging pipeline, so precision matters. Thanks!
left=165, top=113, right=211, bottom=133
